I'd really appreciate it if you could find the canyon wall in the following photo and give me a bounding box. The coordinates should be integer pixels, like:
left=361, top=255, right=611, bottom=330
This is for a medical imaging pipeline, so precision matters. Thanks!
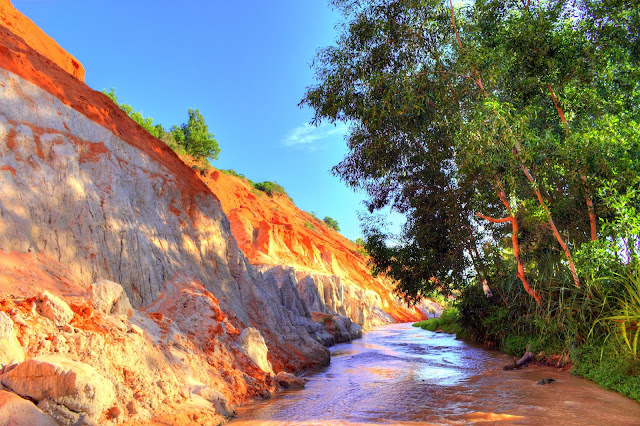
left=0, top=1, right=437, bottom=423
left=0, top=3, right=331, bottom=423
left=203, top=170, right=437, bottom=329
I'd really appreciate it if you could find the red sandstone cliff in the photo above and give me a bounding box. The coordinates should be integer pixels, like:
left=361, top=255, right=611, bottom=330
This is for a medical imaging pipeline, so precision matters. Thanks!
left=0, top=2, right=329, bottom=424
left=0, top=2, right=437, bottom=424
left=201, top=169, right=433, bottom=328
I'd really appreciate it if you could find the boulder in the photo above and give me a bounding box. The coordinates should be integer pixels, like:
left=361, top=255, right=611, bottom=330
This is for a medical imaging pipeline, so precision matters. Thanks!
left=0, top=311, right=25, bottom=366
left=88, top=279, right=133, bottom=317
left=275, top=371, right=306, bottom=389
left=0, top=355, right=115, bottom=419
left=237, top=327, right=273, bottom=374
left=190, top=385, right=234, bottom=417
left=0, top=390, right=58, bottom=426
left=36, top=291, right=74, bottom=326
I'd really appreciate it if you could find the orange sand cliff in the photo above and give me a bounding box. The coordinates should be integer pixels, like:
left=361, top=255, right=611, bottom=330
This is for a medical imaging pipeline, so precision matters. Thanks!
left=0, top=1, right=431, bottom=422
left=0, top=0, right=85, bottom=81
left=0, top=3, right=332, bottom=423
left=201, top=169, right=428, bottom=324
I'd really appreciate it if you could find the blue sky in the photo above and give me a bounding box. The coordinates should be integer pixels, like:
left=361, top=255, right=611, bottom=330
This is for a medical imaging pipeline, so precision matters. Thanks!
left=13, top=0, right=403, bottom=241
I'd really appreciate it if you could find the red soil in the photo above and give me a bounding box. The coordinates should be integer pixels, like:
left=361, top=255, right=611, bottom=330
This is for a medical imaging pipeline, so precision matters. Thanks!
left=0, top=0, right=85, bottom=81
left=201, top=170, right=427, bottom=323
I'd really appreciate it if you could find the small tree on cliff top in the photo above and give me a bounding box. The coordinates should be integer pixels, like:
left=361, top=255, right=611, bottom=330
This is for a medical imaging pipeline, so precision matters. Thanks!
left=323, top=216, right=340, bottom=231
left=171, top=108, right=220, bottom=162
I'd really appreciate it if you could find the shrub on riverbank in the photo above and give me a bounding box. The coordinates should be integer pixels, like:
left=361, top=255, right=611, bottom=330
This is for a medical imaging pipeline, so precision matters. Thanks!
left=413, top=308, right=460, bottom=334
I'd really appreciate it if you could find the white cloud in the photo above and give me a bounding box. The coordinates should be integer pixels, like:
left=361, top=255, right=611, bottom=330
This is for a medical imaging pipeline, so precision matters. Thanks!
left=283, top=122, right=348, bottom=149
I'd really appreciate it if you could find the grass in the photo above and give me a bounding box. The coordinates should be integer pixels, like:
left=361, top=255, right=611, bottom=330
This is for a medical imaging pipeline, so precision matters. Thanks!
left=220, top=169, right=255, bottom=187
left=596, top=266, right=640, bottom=361
left=445, top=274, right=640, bottom=402
left=413, top=308, right=460, bottom=334
left=571, top=337, right=640, bottom=401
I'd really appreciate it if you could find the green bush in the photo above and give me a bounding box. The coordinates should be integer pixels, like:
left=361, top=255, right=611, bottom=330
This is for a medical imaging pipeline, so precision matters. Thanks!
left=254, top=181, right=287, bottom=197
left=413, top=308, right=460, bottom=334
left=171, top=108, right=220, bottom=161
left=572, top=338, right=640, bottom=402
left=220, top=169, right=254, bottom=187
left=103, top=89, right=220, bottom=163
left=304, top=221, right=316, bottom=231
left=102, top=88, right=163, bottom=138
left=323, top=216, right=340, bottom=231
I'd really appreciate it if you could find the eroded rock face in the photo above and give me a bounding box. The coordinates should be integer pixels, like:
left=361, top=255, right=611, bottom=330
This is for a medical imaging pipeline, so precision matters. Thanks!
left=205, top=172, right=431, bottom=329
left=0, top=311, right=25, bottom=366
left=0, top=26, right=328, bottom=373
left=0, top=390, right=57, bottom=426
left=274, top=371, right=306, bottom=389
left=0, top=355, right=116, bottom=420
left=0, top=8, right=331, bottom=423
left=261, top=265, right=397, bottom=330
left=0, top=0, right=85, bottom=80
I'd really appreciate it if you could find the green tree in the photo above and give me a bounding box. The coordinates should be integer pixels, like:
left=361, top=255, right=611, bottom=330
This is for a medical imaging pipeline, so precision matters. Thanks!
left=174, top=108, right=220, bottom=161
left=323, top=216, right=340, bottom=231
left=303, top=0, right=640, bottom=303
left=102, top=90, right=222, bottom=163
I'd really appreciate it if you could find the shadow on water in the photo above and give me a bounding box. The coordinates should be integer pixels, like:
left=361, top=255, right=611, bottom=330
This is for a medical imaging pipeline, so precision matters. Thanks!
left=230, top=323, right=640, bottom=425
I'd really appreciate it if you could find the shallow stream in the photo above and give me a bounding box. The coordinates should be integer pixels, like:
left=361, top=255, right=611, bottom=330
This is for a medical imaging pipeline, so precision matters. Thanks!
left=230, top=323, right=640, bottom=425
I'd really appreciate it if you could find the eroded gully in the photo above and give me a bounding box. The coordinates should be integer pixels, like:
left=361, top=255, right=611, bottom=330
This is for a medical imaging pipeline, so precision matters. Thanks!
left=230, top=323, right=640, bottom=425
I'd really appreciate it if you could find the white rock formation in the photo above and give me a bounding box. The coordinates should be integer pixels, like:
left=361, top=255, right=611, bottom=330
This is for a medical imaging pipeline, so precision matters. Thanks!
left=238, top=327, right=273, bottom=374
left=0, top=355, right=115, bottom=420
left=88, top=279, right=133, bottom=317
left=0, top=312, right=24, bottom=366
left=0, top=390, right=57, bottom=426
left=186, top=381, right=234, bottom=417
left=0, top=67, right=327, bottom=369
left=35, top=291, right=74, bottom=326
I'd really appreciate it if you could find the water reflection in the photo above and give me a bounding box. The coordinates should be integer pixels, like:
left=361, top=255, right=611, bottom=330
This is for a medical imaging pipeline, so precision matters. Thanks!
left=231, top=323, right=640, bottom=425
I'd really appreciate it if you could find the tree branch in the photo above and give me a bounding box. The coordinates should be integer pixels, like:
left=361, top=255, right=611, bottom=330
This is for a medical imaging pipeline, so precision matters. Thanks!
left=548, top=84, right=569, bottom=134
left=449, top=0, right=463, bottom=50
left=475, top=212, right=512, bottom=223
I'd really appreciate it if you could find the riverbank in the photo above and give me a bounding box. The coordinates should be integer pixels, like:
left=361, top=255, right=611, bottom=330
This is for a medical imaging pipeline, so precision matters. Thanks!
left=414, top=305, right=640, bottom=403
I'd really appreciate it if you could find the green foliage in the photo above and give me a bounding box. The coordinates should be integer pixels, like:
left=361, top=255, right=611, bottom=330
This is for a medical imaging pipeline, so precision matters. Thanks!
left=413, top=308, right=460, bottom=334
left=173, top=108, right=220, bottom=162
left=102, top=89, right=163, bottom=138
left=351, top=238, right=368, bottom=257
left=304, top=0, right=640, bottom=401
left=323, top=216, right=340, bottom=231
left=572, top=338, right=640, bottom=402
left=454, top=259, right=640, bottom=400
left=254, top=181, right=287, bottom=197
left=303, top=0, right=640, bottom=306
left=102, top=89, right=221, bottom=163
left=304, top=220, right=316, bottom=231
left=598, top=267, right=640, bottom=361
left=220, top=169, right=254, bottom=187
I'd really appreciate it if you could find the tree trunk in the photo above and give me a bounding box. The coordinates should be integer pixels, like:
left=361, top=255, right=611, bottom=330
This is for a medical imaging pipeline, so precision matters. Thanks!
left=475, top=180, right=542, bottom=303
left=520, top=165, right=581, bottom=288
left=580, top=173, right=597, bottom=241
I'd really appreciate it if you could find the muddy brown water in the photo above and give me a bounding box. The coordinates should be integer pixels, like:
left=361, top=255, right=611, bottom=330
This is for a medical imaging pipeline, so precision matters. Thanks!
left=230, top=323, right=640, bottom=425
